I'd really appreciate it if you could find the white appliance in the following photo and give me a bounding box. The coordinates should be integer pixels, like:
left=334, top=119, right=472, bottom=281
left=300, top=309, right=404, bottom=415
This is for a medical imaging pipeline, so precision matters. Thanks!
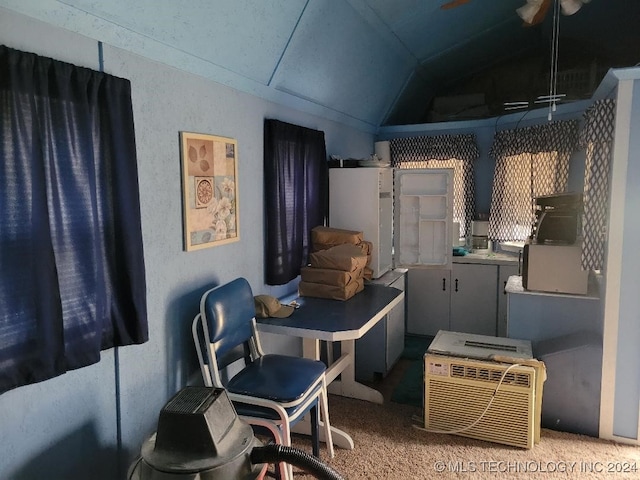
left=424, top=330, right=545, bottom=449
left=428, top=330, right=533, bottom=360
left=471, top=220, right=490, bottom=253
left=329, top=167, right=393, bottom=278
left=329, top=166, right=453, bottom=278
left=393, top=168, right=453, bottom=268
left=522, top=242, right=589, bottom=295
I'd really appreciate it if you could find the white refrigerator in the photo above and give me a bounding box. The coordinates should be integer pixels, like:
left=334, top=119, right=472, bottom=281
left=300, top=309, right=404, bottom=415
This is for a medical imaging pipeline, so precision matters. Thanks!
left=328, top=167, right=453, bottom=278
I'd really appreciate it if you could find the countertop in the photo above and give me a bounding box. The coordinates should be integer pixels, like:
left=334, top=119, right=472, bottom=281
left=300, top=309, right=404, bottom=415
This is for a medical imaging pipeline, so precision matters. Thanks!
left=366, top=268, right=407, bottom=286
left=505, top=273, right=601, bottom=300
left=452, top=251, right=520, bottom=266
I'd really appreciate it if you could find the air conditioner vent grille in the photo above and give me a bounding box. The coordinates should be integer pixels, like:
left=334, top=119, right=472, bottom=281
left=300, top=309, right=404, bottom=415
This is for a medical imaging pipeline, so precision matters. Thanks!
left=427, top=379, right=533, bottom=446
left=450, top=363, right=532, bottom=388
left=425, top=354, right=543, bottom=449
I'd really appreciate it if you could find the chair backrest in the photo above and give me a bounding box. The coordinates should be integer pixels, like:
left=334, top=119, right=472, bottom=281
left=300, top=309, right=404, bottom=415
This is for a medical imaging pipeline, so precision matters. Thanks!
left=200, top=277, right=257, bottom=366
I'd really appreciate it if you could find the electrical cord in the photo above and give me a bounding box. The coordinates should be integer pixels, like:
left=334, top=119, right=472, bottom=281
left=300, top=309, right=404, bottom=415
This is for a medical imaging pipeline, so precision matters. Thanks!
left=415, top=362, right=522, bottom=435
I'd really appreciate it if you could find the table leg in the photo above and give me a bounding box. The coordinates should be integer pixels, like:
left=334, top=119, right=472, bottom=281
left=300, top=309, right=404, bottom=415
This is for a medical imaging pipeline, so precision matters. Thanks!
left=300, top=338, right=354, bottom=450
left=298, top=337, right=384, bottom=451
left=326, top=339, right=384, bottom=404
left=303, top=338, right=383, bottom=403
left=302, top=337, right=321, bottom=360
left=290, top=417, right=354, bottom=450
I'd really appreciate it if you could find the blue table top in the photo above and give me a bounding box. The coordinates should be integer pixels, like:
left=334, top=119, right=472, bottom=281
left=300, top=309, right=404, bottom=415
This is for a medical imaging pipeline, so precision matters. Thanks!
left=255, top=284, right=404, bottom=342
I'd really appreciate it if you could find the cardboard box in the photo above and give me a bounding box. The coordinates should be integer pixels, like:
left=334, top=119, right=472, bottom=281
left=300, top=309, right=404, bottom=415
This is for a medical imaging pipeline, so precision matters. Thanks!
left=308, top=244, right=368, bottom=272
left=311, top=226, right=363, bottom=251
left=299, top=277, right=364, bottom=301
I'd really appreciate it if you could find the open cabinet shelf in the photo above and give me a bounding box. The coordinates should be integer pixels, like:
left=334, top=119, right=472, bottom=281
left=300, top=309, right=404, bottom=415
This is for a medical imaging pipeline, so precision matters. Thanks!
left=394, top=168, right=453, bottom=268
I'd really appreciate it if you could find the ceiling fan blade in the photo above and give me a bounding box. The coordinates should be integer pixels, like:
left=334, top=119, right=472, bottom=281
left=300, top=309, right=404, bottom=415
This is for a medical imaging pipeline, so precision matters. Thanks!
left=441, top=0, right=472, bottom=10
left=517, top=0, right=552, bottom=26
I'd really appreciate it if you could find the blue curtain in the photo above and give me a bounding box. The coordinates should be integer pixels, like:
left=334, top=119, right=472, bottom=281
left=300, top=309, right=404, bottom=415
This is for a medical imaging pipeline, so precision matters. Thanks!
left=263, top=119, right=328, bottom=285
left=0, top=45, right=148, bottom=394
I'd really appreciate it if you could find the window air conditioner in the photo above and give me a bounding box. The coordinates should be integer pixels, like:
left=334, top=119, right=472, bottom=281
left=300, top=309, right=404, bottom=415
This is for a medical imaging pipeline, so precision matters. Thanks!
left=424, top=331, right=546, bottom=449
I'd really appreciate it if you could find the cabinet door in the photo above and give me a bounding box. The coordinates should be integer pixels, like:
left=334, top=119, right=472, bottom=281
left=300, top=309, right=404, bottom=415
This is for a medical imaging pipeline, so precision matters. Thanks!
left=354, top=319, right=385, bottom=381
left=386, top=299, right=405, bottom=369
left=450, top=263, right=498, bottom=336
left=394, top=169, right=453, bottom=269
left=386, top=274, right=406, bottom=369
left=407, top=268, right=450, bottom=336
left=497, top=265, right=519, bottom=337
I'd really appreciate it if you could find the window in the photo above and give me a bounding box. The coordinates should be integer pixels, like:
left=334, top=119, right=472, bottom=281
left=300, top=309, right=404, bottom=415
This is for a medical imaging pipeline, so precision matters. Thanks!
left=488, top=121, right=579, bottom=242
left=490, top=152, right=569, bottom=241
left=0, top=46, right=147, bottom=394
left=390, top=134, right=478, bottom=239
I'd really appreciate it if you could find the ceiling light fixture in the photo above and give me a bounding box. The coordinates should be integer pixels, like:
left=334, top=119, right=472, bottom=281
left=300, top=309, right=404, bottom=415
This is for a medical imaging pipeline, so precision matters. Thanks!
left=503, top=101, right=530, bottom=111
left=534, top=94, right=566, bottom=104
left=515, top=0, right=590, bottom=120
left=516, top=0, right=590, bottom=25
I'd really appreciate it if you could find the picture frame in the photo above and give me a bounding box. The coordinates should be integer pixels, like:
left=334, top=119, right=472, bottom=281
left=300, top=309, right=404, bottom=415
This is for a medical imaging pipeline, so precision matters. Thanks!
left=180, top=131, right=239, bottom=251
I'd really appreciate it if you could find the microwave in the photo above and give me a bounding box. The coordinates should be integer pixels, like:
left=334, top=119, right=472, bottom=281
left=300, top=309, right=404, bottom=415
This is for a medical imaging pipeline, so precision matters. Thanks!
left=522, top=241, right=588, bottom=295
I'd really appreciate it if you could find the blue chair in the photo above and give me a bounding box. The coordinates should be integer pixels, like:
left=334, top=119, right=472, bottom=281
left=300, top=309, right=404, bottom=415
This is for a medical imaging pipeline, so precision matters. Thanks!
left=192, top=277, right=334, bottom=479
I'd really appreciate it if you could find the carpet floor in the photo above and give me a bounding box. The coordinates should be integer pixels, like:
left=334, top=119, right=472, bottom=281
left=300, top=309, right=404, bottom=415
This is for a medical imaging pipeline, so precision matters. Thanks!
left=285, top=335, right=640, bottom=479
left=389, top=335, right=431, bottom=408
left=291, top=394, right=640, bottom=479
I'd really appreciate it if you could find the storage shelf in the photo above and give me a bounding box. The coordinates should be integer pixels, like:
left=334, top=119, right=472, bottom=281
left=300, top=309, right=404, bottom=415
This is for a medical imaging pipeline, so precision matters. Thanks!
left=398, top=172, right=449, bottom=196
left=394, top=168, right=453, bottom=269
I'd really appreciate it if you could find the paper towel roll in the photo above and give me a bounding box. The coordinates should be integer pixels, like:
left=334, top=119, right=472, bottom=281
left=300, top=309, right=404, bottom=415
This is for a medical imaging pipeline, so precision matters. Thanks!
left=374, top=141, right=390, bottom=164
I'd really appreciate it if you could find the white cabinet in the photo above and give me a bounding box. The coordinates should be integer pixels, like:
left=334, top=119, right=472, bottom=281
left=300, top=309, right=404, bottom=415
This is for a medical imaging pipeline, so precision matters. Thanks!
left=406, top=269, right=449, bottom=336
left=355, top=270, right=406, bottom=381
left=407, top=260, right=519, bottom=337
left=329, top=167, right=453, bottom=277
left=450, top=263, right=497, bottom=335
left=329, top=167, right=393, bottom=278
left=498, top=264, right=519, bottom=336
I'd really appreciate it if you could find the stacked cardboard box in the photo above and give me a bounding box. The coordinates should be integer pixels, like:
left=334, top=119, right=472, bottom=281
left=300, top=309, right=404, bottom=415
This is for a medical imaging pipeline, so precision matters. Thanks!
left=299, top=226, right=371, bottom=300
left=310, top=226, right=374, bottom=279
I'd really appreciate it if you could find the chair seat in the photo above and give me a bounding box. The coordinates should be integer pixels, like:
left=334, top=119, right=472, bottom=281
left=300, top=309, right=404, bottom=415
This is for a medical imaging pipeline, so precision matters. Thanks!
left=232, top=385, right=321, bottom=421
left=227, top=354, right=326, bottom=404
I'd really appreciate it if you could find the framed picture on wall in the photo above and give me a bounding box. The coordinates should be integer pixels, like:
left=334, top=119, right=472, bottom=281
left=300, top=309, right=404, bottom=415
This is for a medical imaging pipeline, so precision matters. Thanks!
left=180, top=131, right=239, bottom=251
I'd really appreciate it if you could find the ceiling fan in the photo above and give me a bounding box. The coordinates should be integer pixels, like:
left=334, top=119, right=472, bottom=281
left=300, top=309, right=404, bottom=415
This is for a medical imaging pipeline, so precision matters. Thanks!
left=516, top=0, right=591, bottom=26
left=440, top=0, right=471, bottom=10
left=440, top=0, right=591, bottom=26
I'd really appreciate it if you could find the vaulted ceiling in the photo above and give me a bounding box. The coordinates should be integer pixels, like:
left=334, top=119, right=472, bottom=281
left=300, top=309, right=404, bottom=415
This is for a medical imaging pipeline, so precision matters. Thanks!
left=3, top=0, right=639, bottom=131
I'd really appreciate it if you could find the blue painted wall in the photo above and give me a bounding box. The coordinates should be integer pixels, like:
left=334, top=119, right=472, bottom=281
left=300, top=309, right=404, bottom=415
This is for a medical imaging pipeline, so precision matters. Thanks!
left=0, top=8, right=374, bottom=479
left=1, top=5, right=636, bottom=479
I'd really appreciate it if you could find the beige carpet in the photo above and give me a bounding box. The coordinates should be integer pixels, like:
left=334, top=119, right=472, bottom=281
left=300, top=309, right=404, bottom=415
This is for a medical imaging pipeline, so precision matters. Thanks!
left=290, top=395, right=640, bottom=479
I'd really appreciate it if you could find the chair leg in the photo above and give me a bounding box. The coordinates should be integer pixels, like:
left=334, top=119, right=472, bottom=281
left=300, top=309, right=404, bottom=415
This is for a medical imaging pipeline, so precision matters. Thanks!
left=310, top=404, right=320, bottom=458
left=320, top=379, right=335, bottom=458
left=271, top=430, right=292, bottom=480
left=241, top=418, right=290, bottom=480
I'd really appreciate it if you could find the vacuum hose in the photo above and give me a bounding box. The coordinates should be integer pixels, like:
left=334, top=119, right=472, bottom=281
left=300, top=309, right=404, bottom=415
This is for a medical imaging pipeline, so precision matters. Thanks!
left=250, top=444, right=344, bottom=480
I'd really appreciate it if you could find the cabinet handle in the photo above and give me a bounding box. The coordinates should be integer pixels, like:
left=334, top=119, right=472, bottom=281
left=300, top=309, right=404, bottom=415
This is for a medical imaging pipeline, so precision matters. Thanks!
left=503, top=280, right=507, bottom=295
left=442, top=278, right=446, bottom=291
left=455, top=278, right=459, bottom=292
